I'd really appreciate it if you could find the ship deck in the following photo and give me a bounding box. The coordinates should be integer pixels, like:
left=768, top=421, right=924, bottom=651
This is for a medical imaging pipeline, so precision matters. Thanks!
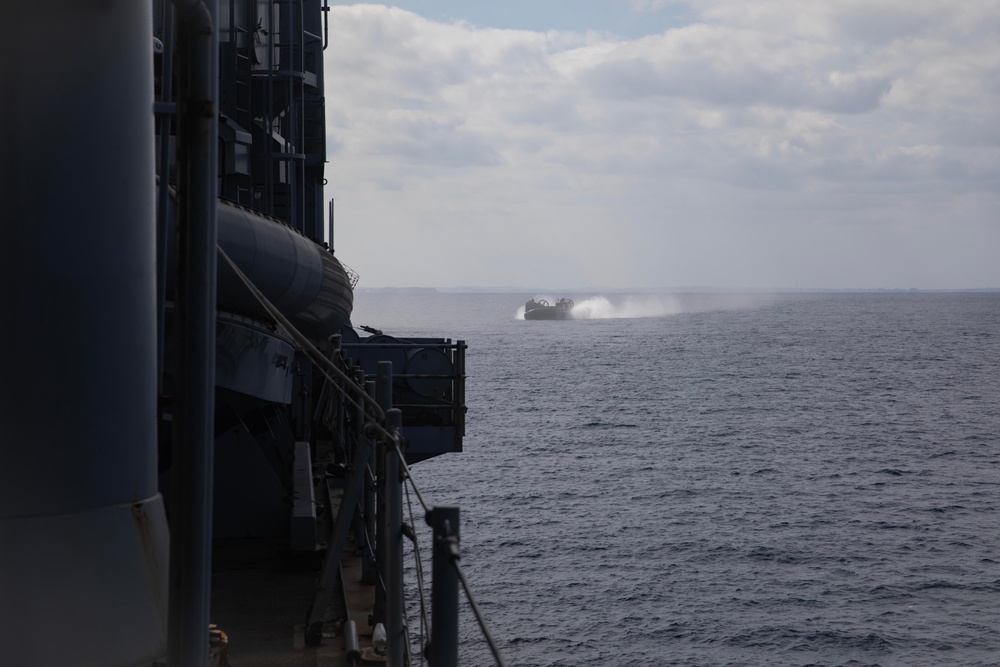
left=209, top=448, right=374, bottom=667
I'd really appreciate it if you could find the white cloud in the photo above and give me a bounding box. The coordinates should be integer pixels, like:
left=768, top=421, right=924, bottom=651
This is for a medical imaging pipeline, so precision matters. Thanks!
left=324, top=2, right=1000, bottom=289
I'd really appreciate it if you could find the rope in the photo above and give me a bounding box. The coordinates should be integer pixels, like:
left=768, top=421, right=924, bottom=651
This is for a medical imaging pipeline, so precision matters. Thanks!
left=404, top=483, right=430, bottom=667
left=395, top=441, right=430, bottom=514
left=216, top=244, right=408, bottom=452
left=402, top=624, right=415, bottom=667
left=347, top=464, right=389, bottom=598
left=453, top=559, right=509, bottom=667
left=216, top=244, right=387, bottom=422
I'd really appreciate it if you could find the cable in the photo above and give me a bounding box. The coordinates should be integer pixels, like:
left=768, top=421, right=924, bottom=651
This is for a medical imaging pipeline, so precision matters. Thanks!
left=218, top=243, right=506, bottom=667
left=404, top=483, right=430, bottom=662
left=217, top=244, right=387, bottom=421
left=453, top=560, right=508, bottom=667
left=395, top=440, right=430, bottom=514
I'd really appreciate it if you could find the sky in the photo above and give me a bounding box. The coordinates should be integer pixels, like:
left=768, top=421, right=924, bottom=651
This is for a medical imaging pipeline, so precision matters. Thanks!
left=322, top=1, right=1000, bottom=290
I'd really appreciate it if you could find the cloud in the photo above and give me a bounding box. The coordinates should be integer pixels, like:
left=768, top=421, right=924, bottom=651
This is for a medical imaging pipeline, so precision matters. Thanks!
left=324, top=2, right=1000, bottom=289
left=374, top=115, right=503, bottom=167
left=576, top=37, right=893, bottom=114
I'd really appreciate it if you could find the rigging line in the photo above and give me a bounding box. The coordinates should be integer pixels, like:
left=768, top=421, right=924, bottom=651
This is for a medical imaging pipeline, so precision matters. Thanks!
left=218, top=246, right=404, bottom=447
left=215, top=248, right=420, bottom=618
left=313, top=363, right=393, bottom=443
left=402, top=624, right=416, bottom=667
left=345, top=490, right=386, bottom=595
left=318, top=372, right=345, bottom=438
left=367, top=545, right=388, bottom=597
left=360, top=533, right=385, bottom=595
left=216, top=244, right=388, bottom=421
left=352, top=483, right=379, bottom=583
left=404, top=482, right=431, bottom=644
left=347, top=393, right=399, bottom=446
left=453, top=560, right=509, bottom=667
left=218, top=245, right=461, bottom=658
left=394, top=440, right=430, bottom=513
left=216, top=247, right=412, bottom=464
left=398, top=580, right=414, bottom=667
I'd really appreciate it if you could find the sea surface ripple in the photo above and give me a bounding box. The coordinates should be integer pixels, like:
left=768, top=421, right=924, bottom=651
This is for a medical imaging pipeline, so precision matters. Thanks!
left=350, top=291, right=1000, bottom=667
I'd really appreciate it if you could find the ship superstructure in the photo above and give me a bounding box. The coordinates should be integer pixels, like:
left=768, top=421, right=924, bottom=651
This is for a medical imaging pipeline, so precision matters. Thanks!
left=3, top=2, right=493, bottom=666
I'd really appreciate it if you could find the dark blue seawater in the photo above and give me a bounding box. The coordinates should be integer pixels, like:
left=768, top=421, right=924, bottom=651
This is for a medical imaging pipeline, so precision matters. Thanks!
left=350, top=291, right=1000, bottom=667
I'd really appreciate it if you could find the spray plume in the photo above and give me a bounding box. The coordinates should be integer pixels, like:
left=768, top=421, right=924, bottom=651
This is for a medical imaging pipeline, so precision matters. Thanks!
left=515, top=295, right=685, bottom=320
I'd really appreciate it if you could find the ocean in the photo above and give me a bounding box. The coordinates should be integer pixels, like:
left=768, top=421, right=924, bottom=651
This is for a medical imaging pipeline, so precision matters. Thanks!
left=349, top=291, right=1000, bottom=667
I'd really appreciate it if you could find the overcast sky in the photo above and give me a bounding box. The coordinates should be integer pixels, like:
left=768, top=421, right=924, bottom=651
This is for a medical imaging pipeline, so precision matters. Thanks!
left=322, top=1, right=999, bottom=290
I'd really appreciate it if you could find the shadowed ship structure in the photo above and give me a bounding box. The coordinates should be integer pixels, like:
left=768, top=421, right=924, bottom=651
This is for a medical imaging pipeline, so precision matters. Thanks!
left=3, top=2, right=505, bottom=666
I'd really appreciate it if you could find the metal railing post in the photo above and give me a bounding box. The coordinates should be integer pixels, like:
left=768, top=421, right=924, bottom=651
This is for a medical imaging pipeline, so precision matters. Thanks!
left=304, top=414, right=373, bottom=646
left=373, top=362, right=393, bottom=626
left=156, top=1, right=175, bottom=387
left=168, top=1, right=218, bottom=666
left=350, top=368, right=366, bottom=556
left=384, top=408, right=405, bottom=666
left=455, top=341, right=467, bottom=440
left=361, top=381, right=377, bottom=584
left=429, top=506, right=460, bottom=667
left=331, top=335, right=345, bottom=454
left=375, top=360, right=392, bottom=420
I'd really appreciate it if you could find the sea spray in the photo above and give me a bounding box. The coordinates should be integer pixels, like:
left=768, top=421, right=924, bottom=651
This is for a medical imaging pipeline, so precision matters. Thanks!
left=571, top=295, right=685, bottom=319
left=515, top=293, right=777, bottom=321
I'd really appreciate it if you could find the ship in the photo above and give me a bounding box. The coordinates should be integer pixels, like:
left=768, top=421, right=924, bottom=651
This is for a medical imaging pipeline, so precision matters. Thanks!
left=524, top=297, right=576, bottom=320
left=3, top=2, right=494, bottom=666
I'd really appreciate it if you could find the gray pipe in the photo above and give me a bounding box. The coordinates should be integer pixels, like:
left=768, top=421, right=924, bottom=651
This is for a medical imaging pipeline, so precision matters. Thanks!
left=384, top=408, right=405, bottom=666
left=373, top=362, right=394, bottom=627
left=160, top=195, right=354, bottom=339
left=166, top=1, right=218, bottom=667
left=343, top=619, right=361, bottom=666
left=363, top=379, right=378, bottom=584
left=1, top=1, right=169, bottom=664
left=430, top=507, right=461, bottom=667
left=157, top=2, right=175, bottom=384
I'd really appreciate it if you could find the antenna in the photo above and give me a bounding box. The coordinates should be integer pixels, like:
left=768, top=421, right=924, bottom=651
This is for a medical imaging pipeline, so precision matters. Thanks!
left=328, top=198, right=335, bottom=252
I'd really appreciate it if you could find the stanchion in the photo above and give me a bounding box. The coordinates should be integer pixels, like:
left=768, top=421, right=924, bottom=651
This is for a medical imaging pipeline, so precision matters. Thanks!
left=428, top=506, right=460, bottom=667
left=373, top=362, right=392, bottom=627
left=384, top=408, right=405, bottom=666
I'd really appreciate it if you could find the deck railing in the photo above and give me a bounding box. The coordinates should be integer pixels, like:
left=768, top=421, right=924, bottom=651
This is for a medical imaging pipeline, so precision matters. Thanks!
left=220, top=245, right=503, bottom=666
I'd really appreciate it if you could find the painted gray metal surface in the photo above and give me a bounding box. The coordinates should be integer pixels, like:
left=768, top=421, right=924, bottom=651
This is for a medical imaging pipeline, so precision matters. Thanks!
left=205, top=407, right=293, bottom=538
left=162, top=311, right=296, bottom=403
left=342, top=338, right=467, bottom=463
left=373, top=362, right=393, bottom=627
left=384, top=408, right=406, bottom=667
left=306, top=420, right=374, bottom=645
left=363, top=379, right=379, bottom=585
left=291, top=441, right=318, bottom=551
left=166, top=1, right=219, bottom=666
left=430, top=506, right=461, bottom=667
left=215, top=200, right=354, bottom=338
left=1, top=1, right=169, bottom=664
left=161, top=195, right=354, bottom=340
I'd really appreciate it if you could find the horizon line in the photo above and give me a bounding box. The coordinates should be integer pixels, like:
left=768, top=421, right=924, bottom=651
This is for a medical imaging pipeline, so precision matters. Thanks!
left=355, top=286, right=1000, bottom=294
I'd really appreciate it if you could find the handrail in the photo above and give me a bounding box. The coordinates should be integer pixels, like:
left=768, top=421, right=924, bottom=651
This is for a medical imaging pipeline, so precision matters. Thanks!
left=216, top=242, right=505, bottom=667
left=412, top=486, right=507, bottom=667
